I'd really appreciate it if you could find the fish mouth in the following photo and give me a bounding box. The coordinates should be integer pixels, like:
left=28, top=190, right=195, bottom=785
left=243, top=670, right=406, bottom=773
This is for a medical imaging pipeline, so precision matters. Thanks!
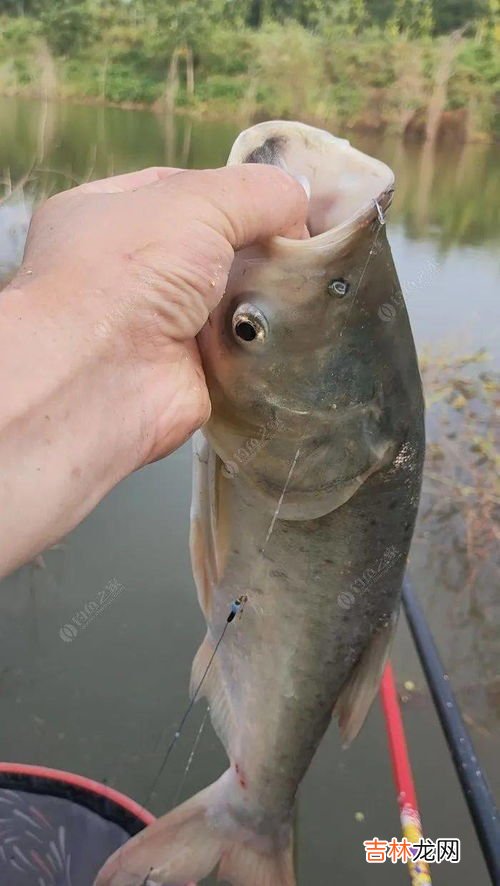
left=227, top=120, right=395, bottom=250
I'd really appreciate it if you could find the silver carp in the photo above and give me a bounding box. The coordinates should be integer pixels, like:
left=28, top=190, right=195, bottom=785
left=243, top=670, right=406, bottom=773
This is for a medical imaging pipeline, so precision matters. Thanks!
left=96, top=121, right=425, bottom=886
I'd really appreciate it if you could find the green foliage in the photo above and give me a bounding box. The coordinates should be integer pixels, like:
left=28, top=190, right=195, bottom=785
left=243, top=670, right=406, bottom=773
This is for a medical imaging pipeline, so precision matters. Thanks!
left=196, top=25, right=252, bottom=76
left=102, top=63, right=160, bottom=103
left=388, top=0, right=434, bottom=37
left=0, top=13, right=40, bottom=46
left=195, top=75, right=247, bottom=102
left=63, top=56, right=161, bottom=103
left=449, top=37, right=500, bottom=136
left=208, top=0, right=492, bottom=33
left=63, top=56, right=101, bottom=95
left=312, top=0, right=368, bottom=34
left=0, top=0, right=497, bottom=139
left=250, top=21, right=328, bottom=118
left=433, top=0, right=489, bottom=34
left=142, top=0, right=228, bottom=54
left=40, top=0, right=93, bottom=55
left=13, top=55, right=33, bottom=84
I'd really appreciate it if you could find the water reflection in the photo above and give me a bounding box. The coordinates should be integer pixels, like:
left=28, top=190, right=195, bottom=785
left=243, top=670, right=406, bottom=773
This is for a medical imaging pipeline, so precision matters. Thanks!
left=1, top=97, right=499, bottom=250
left=0, top=97, right=237, bottom=191
left=164, top=112, right=192, bottom=167
left=357, top=133, right=500, bottom=247
left=0, top=189, right=33, bottom=284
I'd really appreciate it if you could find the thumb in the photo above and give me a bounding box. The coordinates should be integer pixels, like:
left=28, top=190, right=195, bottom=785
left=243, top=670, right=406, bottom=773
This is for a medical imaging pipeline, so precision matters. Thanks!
left=75, top=166, right=183, bottom=194
left=184, top=164, right=310, bottom=247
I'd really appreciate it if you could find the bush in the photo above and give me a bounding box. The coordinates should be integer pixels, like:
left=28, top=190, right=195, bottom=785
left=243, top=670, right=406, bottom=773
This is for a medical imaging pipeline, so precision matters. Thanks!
left=40, top=1, right=93, bottom=56
left=251, top=22, right=328, bottom=118
left=103, top=64, right=161, bottom=104
left=196, top=26, right=252, bottom=77
left=63, top=57, right=101, bottom=96
left=448, top=39, right=500, bottom=136
left=1, top=15, right=40, bottom=48
left=13, top=56, right=33, bottom=85
left=196, top=75, right=247, bottom=102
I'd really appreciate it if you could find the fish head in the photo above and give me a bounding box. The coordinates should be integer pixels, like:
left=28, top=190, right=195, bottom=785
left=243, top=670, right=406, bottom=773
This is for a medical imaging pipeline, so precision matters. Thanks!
left=198, top=122, right=416, bottom=519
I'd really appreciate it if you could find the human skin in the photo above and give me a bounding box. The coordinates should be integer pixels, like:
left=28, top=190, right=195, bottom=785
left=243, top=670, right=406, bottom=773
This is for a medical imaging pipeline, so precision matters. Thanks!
left=0, top=165, right=308, bottom=580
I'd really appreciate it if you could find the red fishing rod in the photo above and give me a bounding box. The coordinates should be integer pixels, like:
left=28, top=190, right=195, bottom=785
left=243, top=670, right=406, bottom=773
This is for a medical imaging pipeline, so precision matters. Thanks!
left=380, top=661, right=432, bottom=885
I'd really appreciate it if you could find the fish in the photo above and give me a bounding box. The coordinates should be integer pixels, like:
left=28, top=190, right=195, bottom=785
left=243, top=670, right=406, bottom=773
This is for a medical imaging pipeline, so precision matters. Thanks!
left=95, top=120, right=425, bottom=886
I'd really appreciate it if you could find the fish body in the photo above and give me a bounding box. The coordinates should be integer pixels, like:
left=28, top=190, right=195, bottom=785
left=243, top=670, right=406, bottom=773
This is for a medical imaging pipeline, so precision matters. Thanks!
left=96, top=121, right=424, bottom=886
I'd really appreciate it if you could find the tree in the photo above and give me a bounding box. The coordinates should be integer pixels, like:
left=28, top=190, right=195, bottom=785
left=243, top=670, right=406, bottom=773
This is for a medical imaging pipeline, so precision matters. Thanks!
left=388, top=0, right=434, bottom=38
left=471, top=0, right=500, bottom=42
left=365, top=0, right=397, bottom=27
left=139, top=0, right=229, bottom=108
left=433, top=0, right=489, bottom=34
left=324, top=0, right=367, bottom=33
left=0, top=0, right=45, bottom=13
left=275, top=0, right=368, bottom=32
left=40, top=0, right=94, bottom=55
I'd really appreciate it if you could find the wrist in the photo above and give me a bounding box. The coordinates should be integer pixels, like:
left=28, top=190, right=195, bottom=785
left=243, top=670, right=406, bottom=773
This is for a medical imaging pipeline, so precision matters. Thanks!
left=0, top=276, right=148, bottom=569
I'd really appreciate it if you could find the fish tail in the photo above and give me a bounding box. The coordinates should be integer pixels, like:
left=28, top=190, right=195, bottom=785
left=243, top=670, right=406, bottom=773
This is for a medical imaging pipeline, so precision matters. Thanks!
left=94, top=769, right=294, bottom=886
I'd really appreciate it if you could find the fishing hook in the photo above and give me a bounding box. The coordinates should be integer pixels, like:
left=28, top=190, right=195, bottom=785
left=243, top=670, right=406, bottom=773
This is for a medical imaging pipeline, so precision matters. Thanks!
left=374, top=198, right=386, bottom=226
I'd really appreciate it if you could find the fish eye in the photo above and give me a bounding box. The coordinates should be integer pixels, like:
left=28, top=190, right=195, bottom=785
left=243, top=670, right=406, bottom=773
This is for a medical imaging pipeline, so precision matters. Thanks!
left=235, top=320, right=258, bottom=342
left=232, top=303, right=268, bottom=344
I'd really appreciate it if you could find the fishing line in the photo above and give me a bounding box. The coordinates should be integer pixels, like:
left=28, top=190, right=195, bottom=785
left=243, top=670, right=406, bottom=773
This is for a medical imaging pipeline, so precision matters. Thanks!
left=145, top=455, right=301, bottom=804
left=172, top=705, right=210, bottom=806
left=144, top=619, right=231, bottom=805
left=262, top=446, right=301, bottom=551
left=338, top=199, right=385, bottom=340
left=146, top=443, right=303, bottom=803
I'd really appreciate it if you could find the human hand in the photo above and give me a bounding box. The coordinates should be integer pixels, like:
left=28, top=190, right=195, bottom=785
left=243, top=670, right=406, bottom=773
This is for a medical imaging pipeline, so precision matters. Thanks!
left=0, top=164, right=307, bottom=577
left=20, top=165, right=308, bottom=466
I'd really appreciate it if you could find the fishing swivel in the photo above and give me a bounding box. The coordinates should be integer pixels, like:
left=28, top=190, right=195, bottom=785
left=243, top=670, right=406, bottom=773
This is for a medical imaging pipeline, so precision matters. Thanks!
left=227, top=594, right=248, bottom=623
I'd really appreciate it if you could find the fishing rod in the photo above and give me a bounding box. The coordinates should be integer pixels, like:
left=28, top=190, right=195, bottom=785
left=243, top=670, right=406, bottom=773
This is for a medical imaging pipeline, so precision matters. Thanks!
left=402, top=577, right=500, bottom=884
left=380, top=662, right=432, bottom=885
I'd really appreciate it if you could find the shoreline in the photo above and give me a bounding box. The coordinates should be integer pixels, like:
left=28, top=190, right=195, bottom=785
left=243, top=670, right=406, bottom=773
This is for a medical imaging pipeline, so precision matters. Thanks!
left=0, top=90, right=495, bottom=146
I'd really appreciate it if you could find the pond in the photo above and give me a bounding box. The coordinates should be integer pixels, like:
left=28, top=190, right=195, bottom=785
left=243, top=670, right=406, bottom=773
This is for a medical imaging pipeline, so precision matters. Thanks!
left=0, top=96, right=499, bottom=885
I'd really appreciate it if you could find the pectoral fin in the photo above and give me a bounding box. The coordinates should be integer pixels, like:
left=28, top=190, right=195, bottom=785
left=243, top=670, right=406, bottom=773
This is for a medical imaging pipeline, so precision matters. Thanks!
left=335, top=610, right=398, bottom=745
left=189, top=431, right=230, bottom=618
left=190, top=633, right=235, bottom=749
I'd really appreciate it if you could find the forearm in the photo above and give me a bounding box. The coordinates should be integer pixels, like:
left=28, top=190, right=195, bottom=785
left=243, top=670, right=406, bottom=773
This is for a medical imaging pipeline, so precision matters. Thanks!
left=0, top=277, right=144, bottom=579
